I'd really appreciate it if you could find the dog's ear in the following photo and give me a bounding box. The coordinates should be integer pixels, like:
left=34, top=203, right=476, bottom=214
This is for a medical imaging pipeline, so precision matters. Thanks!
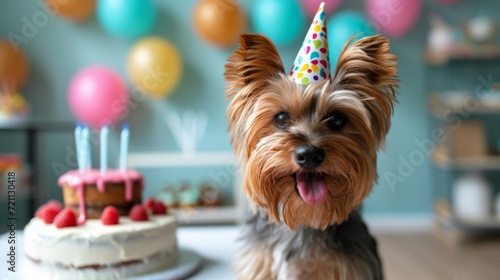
left=224, top=34, right=285, bottom=100
left=224, top=34, right=285, bottom=160
left=333, top=35, right=398, bottom=144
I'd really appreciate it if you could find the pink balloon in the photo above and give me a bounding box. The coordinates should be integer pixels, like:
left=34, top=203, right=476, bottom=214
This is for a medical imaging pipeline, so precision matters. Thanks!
left=366, top=0, right=422, bottom=37
left=68, top=66, right=129, bottom=128
left=300, top=0, right=341, bottom=19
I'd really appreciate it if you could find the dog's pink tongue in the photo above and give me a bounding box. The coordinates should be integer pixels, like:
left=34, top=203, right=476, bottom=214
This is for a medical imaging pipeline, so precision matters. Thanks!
left=296, top=173, right=327, bottom=204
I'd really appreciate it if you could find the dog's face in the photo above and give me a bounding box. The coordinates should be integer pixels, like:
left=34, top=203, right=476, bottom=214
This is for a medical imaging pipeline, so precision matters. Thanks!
left=225, top=35, right=398, bottom=230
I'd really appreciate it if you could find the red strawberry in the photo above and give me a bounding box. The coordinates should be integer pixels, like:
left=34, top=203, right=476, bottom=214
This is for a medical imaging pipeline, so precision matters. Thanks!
left=101, top=206, right=120, bottom=225
left=35, top=205, right=46, bottom=218
left=152, top=200, right=167, bottom=215
left=40, top=206, right=59, bottom=224
left=54, top=208, right=77, bottom=228
left=46, top=200, right=63, bottom=213
left=36, top=200, right=63, bottom=218
left=143, top=197, right=155, bottom=212
left=130, top=204, right=148, bottom=221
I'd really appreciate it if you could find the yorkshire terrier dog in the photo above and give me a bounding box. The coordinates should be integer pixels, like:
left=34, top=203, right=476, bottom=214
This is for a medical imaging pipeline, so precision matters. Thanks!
left=224, top=3, right=398, bottom=278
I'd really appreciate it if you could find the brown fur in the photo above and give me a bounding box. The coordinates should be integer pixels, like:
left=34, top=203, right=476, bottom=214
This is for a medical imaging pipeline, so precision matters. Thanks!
left=286, top=247, right=373, bottom=280
left=225, top=34, right=398, bottom=279
left=234, top=245, right=276, bottom=280
left=225, top=34, right=398, bottom=230
left=333, top=36, right=398, bottom=146
left=234, top=243, right=373, bottom=280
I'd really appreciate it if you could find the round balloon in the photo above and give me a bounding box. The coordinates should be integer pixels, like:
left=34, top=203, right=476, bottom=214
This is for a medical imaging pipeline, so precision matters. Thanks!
left=366, top=0, right=421, bottom=37
left=97, top=0, right=156, bottom=39
left=0, top=40, right=29, bottom=90
left=300, top=0, right=341, bottom=19
left=45, top=0, right=96, bottom=22
left=252, top=0, right=306, bottom=47
left=127, top=37, right=182, bottom=99
left=68, top=66, right=129, bottom=128
left=193, top=0, right=246, bottom=48
left=327, top=11, right=375, bottom=67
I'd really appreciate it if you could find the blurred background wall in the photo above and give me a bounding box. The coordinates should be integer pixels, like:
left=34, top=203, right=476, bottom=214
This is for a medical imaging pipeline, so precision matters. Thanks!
left=1, top=0, right=500, bottom=226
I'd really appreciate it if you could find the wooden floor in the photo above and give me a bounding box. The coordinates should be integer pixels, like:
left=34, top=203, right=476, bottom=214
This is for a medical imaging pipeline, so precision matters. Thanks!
left=375, top=233, right=500, bottom=280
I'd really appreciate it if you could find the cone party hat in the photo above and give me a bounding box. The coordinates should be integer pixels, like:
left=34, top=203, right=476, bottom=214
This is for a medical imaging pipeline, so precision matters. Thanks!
left=289, top=2, right=331, bottom=85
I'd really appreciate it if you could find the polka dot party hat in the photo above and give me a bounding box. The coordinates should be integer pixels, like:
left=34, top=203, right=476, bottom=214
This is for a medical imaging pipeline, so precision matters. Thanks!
left=289, top=2, right=331, bottom=86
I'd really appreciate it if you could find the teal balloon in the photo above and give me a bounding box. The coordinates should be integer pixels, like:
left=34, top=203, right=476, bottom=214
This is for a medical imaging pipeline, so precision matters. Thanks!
left=97, top=0, right=156, bottom=39
left=252, top=0, right=306, bottom=47
left=327, top=11, right=375, bottom=68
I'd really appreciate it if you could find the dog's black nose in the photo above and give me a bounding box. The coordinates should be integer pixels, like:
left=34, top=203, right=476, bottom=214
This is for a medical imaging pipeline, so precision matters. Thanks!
left=294, top=145, right=324, bottom=168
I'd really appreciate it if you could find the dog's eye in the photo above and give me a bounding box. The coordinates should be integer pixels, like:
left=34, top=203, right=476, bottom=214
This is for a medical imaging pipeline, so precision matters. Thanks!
left=326, top=112, right=348, bottom=130
left=274, top=112, right=291, bottom=129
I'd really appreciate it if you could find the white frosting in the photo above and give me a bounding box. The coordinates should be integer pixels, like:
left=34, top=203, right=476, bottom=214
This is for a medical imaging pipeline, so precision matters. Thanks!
left=22, top=250, right=177, bottom=280
left=24, top=214, right=177, bottom=276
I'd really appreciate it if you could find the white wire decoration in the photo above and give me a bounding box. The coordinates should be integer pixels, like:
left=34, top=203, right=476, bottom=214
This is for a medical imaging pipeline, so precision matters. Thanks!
left=164, top=110, right=208, bottom=155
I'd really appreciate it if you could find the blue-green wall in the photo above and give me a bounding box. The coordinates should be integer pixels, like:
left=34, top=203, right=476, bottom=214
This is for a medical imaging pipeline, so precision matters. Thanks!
left=1, top=0, right=500, bottom=216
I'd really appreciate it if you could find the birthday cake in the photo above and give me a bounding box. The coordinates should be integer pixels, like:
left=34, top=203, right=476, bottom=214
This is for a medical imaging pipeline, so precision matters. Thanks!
left=23, top=126, right=178, bottom=280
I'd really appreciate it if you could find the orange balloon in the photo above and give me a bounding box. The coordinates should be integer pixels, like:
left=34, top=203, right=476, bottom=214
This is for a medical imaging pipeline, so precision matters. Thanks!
left=45, top=0, right=96, bottom=22
left=193, top=0, right=246, bottom=47
left=0, top=41, right=29, bottom=90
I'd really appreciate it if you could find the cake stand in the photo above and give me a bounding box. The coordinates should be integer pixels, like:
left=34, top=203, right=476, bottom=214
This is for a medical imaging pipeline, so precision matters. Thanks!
left=0, top=231, right=203, bottom=280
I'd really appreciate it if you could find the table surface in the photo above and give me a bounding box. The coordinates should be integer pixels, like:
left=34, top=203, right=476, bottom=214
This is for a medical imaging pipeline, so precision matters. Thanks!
left=0, top=226, right=240, bottom=280
left=177, top=226, right=239, bottom=279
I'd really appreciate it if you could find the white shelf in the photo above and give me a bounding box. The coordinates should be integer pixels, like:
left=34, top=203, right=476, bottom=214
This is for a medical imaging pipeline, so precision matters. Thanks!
left=433, top=152, right=500, bottom=170
left=435, top=200, right=500, bottom=230
left=128, top=152, right=246, bottom=225
left=172, top=206, right=240, bottom=225
left=455, top=217, right=500, bottom=230
left=424, top=46, right=500, bottom=66
left=128, top=152, right=236, bottom=168
left=428, top=92, right=500, bottom=118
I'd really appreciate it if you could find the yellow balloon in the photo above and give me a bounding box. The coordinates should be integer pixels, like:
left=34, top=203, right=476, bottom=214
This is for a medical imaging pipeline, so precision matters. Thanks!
left=127, top=37, right=182, bottom=98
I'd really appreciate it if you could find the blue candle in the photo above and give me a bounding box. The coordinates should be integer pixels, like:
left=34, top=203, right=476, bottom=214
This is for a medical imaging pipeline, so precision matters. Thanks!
left=119, top=123, right=129, bottom=171
left=100, top=125, right=109, bottom=175
left=74, top=124, right=83, bottom=172
left=82, top=125, right=91, bottom=170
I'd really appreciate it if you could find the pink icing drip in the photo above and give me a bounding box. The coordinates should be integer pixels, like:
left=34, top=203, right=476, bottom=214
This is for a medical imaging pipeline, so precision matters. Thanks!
left=97, top=178, right=106, bottom=193
left=76, top=181, right=86, bottom=225
left=58, top=169, right=143, bottom=223
left=125, top=177, right=132, bottom=201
